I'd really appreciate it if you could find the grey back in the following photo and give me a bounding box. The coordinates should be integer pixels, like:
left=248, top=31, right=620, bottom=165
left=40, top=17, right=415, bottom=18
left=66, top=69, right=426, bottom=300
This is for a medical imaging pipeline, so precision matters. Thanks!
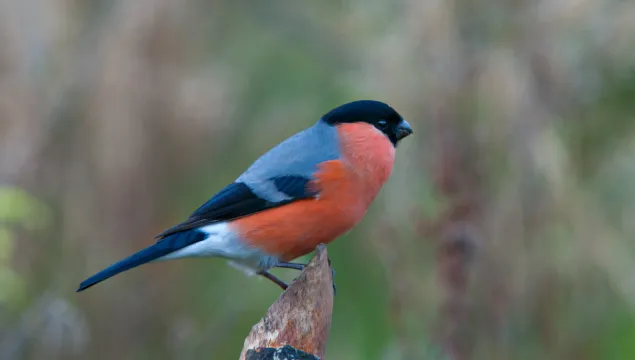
left=236, top=120, right=340, bottom=202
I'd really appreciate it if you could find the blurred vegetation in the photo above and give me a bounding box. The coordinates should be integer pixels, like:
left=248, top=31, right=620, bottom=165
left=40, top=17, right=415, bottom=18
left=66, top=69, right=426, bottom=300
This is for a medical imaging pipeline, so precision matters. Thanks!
left=1, top=0, right=635, bottom=359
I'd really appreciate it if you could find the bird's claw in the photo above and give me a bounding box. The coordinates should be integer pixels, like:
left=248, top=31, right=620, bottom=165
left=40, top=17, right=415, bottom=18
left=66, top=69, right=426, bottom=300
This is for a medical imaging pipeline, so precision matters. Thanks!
left=328, top=257, right=337, bottom=296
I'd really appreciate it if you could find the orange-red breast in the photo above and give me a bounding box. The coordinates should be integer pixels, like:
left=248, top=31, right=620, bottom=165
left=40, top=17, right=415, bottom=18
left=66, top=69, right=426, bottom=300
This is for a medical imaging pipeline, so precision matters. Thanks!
left=77, top=100, right=412, bottom=292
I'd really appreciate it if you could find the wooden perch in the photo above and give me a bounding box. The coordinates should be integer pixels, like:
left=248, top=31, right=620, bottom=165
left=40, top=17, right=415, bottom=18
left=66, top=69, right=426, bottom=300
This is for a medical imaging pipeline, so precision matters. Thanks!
left=240, top=244, right=334, bottom=360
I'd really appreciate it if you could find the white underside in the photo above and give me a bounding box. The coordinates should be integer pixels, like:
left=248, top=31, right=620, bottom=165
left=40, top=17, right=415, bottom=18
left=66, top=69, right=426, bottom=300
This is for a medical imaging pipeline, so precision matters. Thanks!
left=155, top=222, right=279, bottom=274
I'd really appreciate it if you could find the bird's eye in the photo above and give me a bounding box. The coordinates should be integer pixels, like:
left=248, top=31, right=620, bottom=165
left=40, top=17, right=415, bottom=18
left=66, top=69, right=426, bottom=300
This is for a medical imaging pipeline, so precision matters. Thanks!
left=376, top=120, right=388, bottom=129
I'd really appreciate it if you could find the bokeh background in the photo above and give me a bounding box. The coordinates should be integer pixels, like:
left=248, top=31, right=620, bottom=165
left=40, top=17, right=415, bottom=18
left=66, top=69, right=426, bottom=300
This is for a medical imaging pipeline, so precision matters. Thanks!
left=1, top=1, right=635, bottom=359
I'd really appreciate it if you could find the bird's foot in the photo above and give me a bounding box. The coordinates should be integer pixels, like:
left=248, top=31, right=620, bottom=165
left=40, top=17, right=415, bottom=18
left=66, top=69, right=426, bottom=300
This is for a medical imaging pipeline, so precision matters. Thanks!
left=275, top=261, right=337, bottom=296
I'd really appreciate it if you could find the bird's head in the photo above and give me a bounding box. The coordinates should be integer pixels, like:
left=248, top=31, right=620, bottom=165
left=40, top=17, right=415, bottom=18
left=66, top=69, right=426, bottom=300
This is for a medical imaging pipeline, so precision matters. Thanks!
left=321, top=100, right=413, bottom=146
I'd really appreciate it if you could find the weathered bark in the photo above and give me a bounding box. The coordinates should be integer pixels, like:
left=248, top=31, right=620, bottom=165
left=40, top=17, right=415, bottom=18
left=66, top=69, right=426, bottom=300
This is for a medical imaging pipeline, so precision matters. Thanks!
left=239, top=244, right=334, bottom=360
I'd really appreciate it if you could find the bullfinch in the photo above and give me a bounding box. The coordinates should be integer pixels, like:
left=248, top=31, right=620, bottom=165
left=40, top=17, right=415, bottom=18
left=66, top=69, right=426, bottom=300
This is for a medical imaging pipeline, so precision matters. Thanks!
left=77, top=100, right=412, bottom=292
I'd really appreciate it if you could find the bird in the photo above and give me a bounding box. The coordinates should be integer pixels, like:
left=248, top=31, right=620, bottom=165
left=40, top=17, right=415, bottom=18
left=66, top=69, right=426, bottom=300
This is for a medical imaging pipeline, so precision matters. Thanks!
left=76, top=100, right=412, bottom=292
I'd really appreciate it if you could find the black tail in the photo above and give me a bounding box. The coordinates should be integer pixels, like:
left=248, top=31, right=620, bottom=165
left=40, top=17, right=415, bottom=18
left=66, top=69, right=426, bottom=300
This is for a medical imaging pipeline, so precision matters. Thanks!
left=76, top=230, right=206, bottom=292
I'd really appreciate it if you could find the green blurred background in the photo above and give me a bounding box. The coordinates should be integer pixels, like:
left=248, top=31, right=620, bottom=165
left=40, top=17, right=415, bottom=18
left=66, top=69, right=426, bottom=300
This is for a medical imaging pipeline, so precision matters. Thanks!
left=1, top=1, right=635, bottom=359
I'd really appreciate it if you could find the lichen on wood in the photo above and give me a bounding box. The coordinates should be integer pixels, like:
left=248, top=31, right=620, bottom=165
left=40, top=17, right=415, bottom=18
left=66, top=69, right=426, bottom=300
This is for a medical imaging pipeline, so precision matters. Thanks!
left=244, top=344, right=320, bottom=360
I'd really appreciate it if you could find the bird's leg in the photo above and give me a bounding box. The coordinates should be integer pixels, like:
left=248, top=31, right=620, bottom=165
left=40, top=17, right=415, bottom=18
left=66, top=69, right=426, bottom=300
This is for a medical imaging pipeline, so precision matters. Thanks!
left=257, top=270, right=288, bottom=290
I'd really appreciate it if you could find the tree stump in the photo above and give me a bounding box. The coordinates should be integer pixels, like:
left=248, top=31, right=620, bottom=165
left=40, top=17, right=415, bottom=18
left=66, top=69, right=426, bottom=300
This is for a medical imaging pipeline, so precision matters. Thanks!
left=239, top=244, right=334, bottom=360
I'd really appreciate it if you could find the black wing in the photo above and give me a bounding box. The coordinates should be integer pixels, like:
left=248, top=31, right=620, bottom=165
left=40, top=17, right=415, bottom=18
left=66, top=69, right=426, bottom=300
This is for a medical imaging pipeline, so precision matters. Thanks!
left=154, top=175, right=316, bottom=239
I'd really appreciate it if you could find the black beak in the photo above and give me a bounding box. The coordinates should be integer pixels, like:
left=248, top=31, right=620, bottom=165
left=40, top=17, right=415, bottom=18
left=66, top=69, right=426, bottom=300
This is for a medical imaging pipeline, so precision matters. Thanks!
left=395, top=120, right=413, bottom=140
